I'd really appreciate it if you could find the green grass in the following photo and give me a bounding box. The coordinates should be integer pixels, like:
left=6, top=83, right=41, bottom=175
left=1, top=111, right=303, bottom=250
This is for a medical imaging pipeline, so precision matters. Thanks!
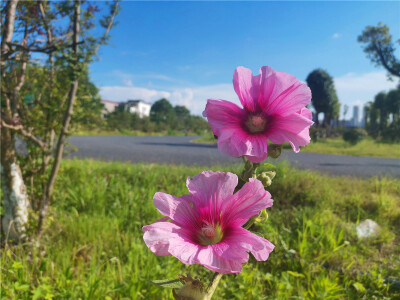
left=2, top=160, right=400, bottom=299
left=192, top=134, right=400, bottom=158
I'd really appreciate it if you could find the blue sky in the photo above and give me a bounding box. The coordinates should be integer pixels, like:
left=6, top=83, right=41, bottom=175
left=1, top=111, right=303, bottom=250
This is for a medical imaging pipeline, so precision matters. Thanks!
left=91, top=1, right=400, bottom=118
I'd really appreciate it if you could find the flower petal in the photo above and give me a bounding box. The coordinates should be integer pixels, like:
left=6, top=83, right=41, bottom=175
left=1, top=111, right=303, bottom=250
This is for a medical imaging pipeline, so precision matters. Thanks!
left=245, top=152, right=268, bottom=163
left=153, top=192, right=200, bottom=228
left=186, top=171, right=238, bottom=218
left=142, top=221, right=182, bottom=256
left=196, top=246, right=243, bottom=273
left=268, top=109, right=313, bottom=152
left=168, top=236, right=201, bottom=265
left=212, top=240, right=249, bottom=263
left=203, top=99, right=247, bottom=136
left=224, top=227, right=275, bottom=261
left=258, top=66, right=311, bottom=116
left=217, top=130, right=268, bottom=162
left=233, top=66, right=261, bottom=113
left=222, top=178, right=273, bottom=226
left=168, top=236, right=242, bottom=273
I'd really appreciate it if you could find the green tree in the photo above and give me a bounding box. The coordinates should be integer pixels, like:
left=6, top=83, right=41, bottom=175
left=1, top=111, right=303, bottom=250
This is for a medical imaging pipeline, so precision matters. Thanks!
left=373, top=92, right=388, bottom=131
left=306, top=69, right=340, bottom=126
left=174, top=105, right=190, bottom=119
left=71, top=68, right=104, bottom=129
left=358, top=23, right=400, bottom=78
left=150, top=98, right=175, bottom=124
left=106, top=109, right=133, bottom=131
left=174, top=105, right=190, bottom=129
left=1, top=0, right=119, bottom=242
left=387, top=85, right=400, bottom=122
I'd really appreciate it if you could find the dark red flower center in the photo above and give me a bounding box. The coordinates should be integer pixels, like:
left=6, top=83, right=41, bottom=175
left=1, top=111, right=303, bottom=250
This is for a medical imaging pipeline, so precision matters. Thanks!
left=246, top=115, right=266, bottom=133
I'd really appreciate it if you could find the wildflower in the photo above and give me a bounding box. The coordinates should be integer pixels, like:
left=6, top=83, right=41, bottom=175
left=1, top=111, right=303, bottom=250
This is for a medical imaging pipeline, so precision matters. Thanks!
left=143, top=171, right=274, bottom=273
left=203, top=66, right=313, bottom=162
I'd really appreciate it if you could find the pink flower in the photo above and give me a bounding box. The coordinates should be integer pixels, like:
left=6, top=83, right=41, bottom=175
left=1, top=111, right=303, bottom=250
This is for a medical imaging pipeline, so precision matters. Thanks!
left=142, top=171, right=274, bottom=274
left=203, top=66, right=314, bottom=162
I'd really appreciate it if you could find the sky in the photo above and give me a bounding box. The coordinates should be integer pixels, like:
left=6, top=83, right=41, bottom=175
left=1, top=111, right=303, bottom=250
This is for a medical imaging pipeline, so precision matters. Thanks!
left=91, top=1, right=400, bottom=119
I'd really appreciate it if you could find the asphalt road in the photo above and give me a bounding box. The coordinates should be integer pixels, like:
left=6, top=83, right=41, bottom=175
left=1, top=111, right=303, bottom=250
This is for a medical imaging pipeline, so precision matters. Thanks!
left=67, top=136, right=400, bottom=178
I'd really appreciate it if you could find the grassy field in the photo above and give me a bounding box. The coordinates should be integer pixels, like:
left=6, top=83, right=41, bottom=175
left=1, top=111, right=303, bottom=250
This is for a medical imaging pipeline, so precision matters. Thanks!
left=193, top=134, right=400, bottom=159
left=2, top=160, right=400, bottom=299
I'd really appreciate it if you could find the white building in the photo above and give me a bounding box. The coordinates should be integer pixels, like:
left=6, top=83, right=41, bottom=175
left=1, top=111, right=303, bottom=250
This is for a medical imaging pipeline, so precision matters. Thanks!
left=124, top=100, right=151, bottom=118
left=101, top=99, right=120, bottom=116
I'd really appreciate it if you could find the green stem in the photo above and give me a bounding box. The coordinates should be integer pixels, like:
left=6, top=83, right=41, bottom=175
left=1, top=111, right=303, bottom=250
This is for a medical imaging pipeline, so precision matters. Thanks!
left=206, top=272, right=223, bottom=299
left=244, top=215, right=257, bottom=229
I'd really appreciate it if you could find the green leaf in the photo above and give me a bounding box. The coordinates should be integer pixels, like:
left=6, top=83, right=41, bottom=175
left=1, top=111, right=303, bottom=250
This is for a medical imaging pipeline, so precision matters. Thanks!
left=150, top=279, right=184, bottom=289
left=353, top=282, right=366, bottom=293
left=12, top=261, right=24, bottom=270
left=258, top=163, right=276, bottom=172
left=14, top=282, right=30, bottom=291
left=287, top=271, right=305, bottom=278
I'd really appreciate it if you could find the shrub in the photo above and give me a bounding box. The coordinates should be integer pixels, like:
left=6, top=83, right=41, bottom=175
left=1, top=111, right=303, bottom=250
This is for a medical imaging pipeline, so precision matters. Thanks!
left=310, top=126, right=342, bottom=142
left=343, top=127, right=367, bottom=145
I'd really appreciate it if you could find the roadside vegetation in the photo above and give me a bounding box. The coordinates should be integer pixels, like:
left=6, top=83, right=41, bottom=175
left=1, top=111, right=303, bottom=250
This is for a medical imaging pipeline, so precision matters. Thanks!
left=72, top=98, right=211, bottom=136
left=193, top=133, right=400, bottom=159
left=73, top=129, right=204, bottom=136
left=2, top=160, right=399, bottom=299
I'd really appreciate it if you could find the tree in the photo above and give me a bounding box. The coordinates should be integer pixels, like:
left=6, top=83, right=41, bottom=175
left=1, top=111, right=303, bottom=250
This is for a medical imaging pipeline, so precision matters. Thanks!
left=358, top=23, right=400, bottom=78
left=387, top=85, right=400, bottom=122
left=343, top=104, right=349, bottom=120
left=1, top=0, right=119, bottom=242
left=72, top=69, right=105, bottom=130
left=306, top=69, right=340, bottom=126
left=373, top=92, right=388, bottom=131
left=150, top=98, right=175, bottom=124
left=174, top=105, right=190, bottom=119
left=174, top=105, right=190, bottom=129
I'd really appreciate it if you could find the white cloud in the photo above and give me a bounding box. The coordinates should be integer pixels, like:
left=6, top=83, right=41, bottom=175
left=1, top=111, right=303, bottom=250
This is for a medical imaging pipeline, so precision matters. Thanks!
left=122, top=79, right=134, bottom=87
left=99, top=83, right=238, bottom=116
left=99, top=86, right=170, bottom=102
left=169, top=84, right=239, bottom=115
left=332, top=33, right=342, bottom=39
left=334, top=71, right=399, bottom=118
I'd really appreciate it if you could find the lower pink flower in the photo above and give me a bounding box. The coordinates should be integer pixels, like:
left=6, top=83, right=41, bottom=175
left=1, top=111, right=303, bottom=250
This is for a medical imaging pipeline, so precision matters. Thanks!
left=143, top=171, right=274, bottom=273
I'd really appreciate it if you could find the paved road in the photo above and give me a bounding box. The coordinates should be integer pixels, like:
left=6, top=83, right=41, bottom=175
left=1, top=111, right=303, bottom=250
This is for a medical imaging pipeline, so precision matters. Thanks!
left=67, top=136, right=400, bottom=178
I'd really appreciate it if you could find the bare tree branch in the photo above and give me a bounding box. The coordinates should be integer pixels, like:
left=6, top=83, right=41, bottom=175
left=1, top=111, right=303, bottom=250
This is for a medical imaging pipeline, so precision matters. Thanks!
left=1, top=120, right=47, bottom=149
left=37, top=0, right=81, bottom=237
left=6, top=41, right=84, bottom=54
left=1, top=0, right=18, bottom=72
left=374, top=45, right=400, bottom=78
left=94, top=0, right=119, bottom=55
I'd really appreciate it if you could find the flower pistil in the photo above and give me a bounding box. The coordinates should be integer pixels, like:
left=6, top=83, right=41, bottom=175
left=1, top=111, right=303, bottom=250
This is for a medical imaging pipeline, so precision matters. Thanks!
left=246, top=115, right=266, bottom=133
left=198, top=223, right=223, bottom=245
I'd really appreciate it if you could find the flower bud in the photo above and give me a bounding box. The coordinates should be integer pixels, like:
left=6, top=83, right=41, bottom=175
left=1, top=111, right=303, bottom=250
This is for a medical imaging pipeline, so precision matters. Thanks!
left=263, top=171, right=276, bottom=180
left=258, top=171, right=276, bottom=187
left=173, top=275, right=207, bottom=300
left=267, top=143, right=282, bottom=159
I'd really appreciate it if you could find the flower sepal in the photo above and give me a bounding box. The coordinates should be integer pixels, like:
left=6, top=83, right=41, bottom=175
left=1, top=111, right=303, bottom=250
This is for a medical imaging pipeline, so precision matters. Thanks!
left=267, top=143, right=283, bottom=159
left=172, top=275, right=208, bottom=300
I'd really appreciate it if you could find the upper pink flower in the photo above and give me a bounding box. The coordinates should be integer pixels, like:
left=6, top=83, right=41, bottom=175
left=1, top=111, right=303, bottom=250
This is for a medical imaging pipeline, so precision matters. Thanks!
left=203, top=66, right=314, bottom=162
left=142, top=171, right=274, bottom=274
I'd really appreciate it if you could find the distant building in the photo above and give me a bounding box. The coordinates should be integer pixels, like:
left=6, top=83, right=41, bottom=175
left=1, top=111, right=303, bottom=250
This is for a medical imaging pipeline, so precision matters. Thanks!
left=352, top=105, right=359, bottom=127
left=361, top=106, right=368, bottom=128
left=123, top=100, right=151, bottom=118
left=101, top=99, right=120, bottom=116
